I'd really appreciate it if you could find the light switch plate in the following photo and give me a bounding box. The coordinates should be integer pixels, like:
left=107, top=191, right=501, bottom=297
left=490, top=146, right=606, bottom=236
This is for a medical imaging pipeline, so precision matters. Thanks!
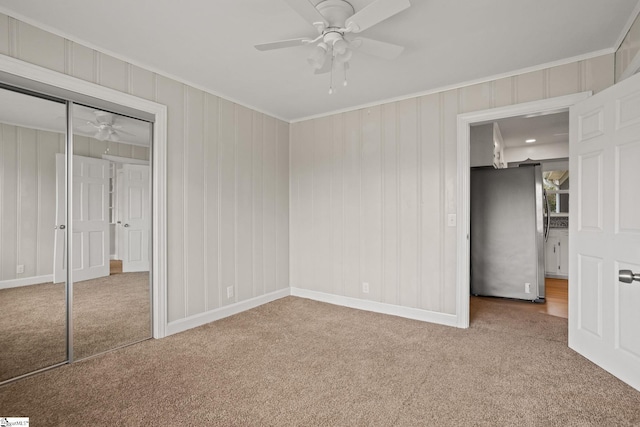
left=447, top=214, right=456, bottom=227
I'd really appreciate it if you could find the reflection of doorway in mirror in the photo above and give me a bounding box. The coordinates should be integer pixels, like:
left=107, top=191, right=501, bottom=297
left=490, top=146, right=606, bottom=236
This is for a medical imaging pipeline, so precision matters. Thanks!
left=120, top=164, right=150, bottom=272
left=112, top=160, right=151, bottom=273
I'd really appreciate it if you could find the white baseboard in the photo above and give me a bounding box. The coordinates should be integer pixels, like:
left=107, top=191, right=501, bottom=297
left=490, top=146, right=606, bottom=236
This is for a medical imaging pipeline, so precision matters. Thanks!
left=289, top=287, right=459, bottom=328
left=165, top=288, right=291, bottom=336
left=165, top=287, right=461, bottom=338
left=0, top=274, right=53, bottom=290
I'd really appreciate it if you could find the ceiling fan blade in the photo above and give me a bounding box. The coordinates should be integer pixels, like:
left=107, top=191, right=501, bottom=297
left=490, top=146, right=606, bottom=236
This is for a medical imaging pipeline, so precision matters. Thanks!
left=255, top=37, right=311, bottom=51
left=113, top=128, right=137, bottom=137
left=283, top=0, right=328, bottom=30
left=75, top=121, right=97, bottom=131
left=345, top=0, right=410, bottom=33
left=350, top=37, right=404, bottom=60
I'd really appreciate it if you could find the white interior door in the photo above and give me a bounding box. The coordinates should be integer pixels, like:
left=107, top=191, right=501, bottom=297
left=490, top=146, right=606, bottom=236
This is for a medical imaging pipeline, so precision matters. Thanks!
left=53, top=153, right=66, bottom=283
left=71, top=155, right=110, bottom=282
left=115, top=168, right=125, bottom=260
left=121, top=164, right=150, bottom=272
left=569, top=71, right=640, bottom=391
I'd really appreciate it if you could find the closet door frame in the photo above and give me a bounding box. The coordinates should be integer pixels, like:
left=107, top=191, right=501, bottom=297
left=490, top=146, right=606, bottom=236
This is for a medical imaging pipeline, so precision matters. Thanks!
left=0, top=56, right=168, bottom=344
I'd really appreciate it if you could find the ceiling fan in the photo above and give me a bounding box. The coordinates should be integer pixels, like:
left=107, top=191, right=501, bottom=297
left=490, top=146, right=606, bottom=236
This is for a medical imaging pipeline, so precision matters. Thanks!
left=255, top=0, right=411, bottom=93
left=77, top=111, right=136, bottom=142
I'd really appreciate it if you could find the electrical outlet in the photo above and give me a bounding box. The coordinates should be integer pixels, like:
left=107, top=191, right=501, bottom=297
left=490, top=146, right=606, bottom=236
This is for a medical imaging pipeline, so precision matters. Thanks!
left=362, top=282, right=370, bottom=294
left=525, top=282, right=531, bottom=294
left=227, top=286, right=234, bottom=299
left=447, top=214, right=456, bottom=227
left=16, top=265, right=24, bottom=274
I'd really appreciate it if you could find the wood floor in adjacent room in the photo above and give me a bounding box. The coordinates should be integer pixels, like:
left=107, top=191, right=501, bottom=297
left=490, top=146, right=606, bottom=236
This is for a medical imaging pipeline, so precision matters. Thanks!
left=471, top=278, right=568, bottom=319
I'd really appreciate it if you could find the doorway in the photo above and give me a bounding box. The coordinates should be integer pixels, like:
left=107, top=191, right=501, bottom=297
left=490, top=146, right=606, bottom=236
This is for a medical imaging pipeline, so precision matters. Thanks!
left=455, top=92, right=590, bottom=328
left=468, top=112, right=570, bottom=319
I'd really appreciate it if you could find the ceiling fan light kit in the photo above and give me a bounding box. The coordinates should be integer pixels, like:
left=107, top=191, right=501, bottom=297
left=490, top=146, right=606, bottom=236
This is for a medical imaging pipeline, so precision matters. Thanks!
left=307, top=42, right=328, bottom=69
left=255, top=0, right=410, bottom=94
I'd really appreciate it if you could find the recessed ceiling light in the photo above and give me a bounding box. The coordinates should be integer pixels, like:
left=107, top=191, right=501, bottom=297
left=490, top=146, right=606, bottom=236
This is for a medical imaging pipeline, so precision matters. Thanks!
left=525, top=139, right=536, bottom=143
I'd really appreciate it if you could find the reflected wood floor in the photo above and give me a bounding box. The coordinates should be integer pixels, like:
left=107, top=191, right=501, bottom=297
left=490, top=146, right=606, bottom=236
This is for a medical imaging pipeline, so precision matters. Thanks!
left=110, top=259, right=123, bottom=274
left=472, top=278, right=568, bottom=319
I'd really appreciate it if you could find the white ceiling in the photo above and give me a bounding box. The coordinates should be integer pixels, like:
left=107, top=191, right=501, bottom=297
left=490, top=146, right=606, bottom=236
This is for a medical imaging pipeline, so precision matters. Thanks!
left=494, top=112, right=569, bottom=148
left=0, top=0, right=638, bottom=122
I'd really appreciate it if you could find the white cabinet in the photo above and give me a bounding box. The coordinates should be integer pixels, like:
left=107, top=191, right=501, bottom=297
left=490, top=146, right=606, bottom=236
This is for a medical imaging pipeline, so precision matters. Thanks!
left=470, top=123, right=507, bottom=168
left=545, top=229, right=568, bottom=277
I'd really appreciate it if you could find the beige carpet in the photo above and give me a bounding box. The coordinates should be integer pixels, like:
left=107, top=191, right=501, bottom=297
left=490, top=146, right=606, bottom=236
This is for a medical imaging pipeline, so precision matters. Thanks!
left=0, top=271, right=151, bottom=382
left=1, top=296, right=639, bottom=426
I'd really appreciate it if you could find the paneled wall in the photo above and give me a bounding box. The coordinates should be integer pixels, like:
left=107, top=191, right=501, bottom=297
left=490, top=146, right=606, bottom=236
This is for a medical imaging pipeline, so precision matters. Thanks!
left=0, top=125, right=62, bottom=282
left=0, top=14, right=290, bottom=324
left=290, top=55, right=614, bottom=316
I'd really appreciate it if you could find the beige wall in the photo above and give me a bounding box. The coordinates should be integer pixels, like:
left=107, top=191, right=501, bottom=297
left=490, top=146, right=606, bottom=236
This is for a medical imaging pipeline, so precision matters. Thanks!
left=0, top=14, right=290, bottom=323
left=0, top=10, right=618, bottom=326
left=290, top=55, right=614, bottom=315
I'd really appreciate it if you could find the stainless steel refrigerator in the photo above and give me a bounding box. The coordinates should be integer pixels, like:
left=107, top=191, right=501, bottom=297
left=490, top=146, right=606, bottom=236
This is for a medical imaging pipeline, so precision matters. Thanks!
left=470, top=165, right=547, bottom=301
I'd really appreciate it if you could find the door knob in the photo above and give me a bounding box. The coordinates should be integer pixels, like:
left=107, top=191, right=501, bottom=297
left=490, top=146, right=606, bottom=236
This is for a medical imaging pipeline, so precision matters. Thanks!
left=124, top=224, right=130, bottom=228
left=58, top=224, right=66, bottom=230
left=619, top=270, right=640, bottom=283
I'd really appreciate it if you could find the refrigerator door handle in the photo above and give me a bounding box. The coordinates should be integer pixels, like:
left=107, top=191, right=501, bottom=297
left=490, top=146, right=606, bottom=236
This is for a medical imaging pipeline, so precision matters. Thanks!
left=543, top=189, right=551, bottom=242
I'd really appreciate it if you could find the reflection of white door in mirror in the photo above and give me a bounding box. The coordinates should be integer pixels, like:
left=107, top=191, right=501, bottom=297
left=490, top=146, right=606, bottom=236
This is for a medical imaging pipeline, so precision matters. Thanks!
left=54, top=154, right=110, bottom=283
left=116, top=168, right=125, bottom=261
left=121, top=164, right=150, bottom=273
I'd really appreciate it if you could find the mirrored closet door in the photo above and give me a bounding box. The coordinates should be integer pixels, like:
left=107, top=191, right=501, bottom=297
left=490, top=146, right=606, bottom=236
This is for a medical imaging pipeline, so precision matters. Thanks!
left=0, top=84, right=153, bottom=384
left=71, top=104, right=152, bottom=360
left=0, top=87, right=68, bottom=382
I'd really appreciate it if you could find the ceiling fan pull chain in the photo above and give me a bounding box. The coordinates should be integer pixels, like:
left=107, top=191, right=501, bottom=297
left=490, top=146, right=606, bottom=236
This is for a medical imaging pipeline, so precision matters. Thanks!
left=329, top=54, right=335, bottom=94
left=343, top=62, right=348, bottom=87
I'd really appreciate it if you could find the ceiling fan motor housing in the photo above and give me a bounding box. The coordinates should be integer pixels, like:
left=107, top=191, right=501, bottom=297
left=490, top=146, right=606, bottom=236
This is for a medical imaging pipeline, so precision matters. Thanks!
left=315, top=0, right=356, bottom=57
left=316, top=0, right=355, bottom=30
left=94, top=110, right=114, bottom=124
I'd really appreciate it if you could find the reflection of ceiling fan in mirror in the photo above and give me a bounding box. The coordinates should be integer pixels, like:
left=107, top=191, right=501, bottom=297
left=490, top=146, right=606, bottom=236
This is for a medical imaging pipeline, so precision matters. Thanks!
left=77, top=111, right=137, bottom=142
